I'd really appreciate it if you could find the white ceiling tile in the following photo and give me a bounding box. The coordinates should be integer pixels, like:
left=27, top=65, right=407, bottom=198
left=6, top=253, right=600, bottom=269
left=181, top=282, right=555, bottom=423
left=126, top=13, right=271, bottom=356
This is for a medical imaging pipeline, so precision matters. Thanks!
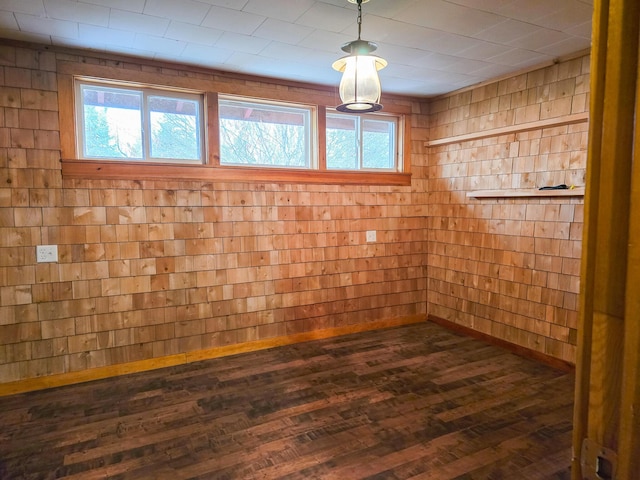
left=195, top=0, right=248, bottom=9
left=486, top=48, right=551, bottom=66
left=132, top=33, right=186, bottom=56
left=0, top=10, right=19, bottom=29
left=99, top=43, right=157, bottom=58
left=253, top=18, right=313, bottom=44
left=441, top=57, right=494, bottom=75
left=296, top=2, right=353, bottom=33
left=457, top=40, right=513, bottom=60
left=225, top=51, right=338, bottom=85
left=51, top=34, right=107, bottom=49
left=224, top=51, right=275, bottom=70
left=244, top=0, right=314, bottom=22
left=565, top=21, right=592, bottom=39
left=380, top=66, right=481, bottom=95
left=445, top=0, right=513, bottom=13
left=475, top=18, right=542, bottom=44
left=44, top=0, right=109, bottom=27
left=468, top=61, right=528, bottom=79
left=0, top=0, right=45, bottom=15
left=379, top=75, right=428, bottom=92
left=426, top=31, right=485, bottom=55
left=142, top=0, right=210, bottom=26
left=360, top=0, right=417, bottom=18
left=383, top=63, right=451, bottom=82
left=371, top=44, right=430, bottom=66
left=394, top=0, right=507, bottom=37
left=260, top=41, right=336, bottom=65
left=79, top=0, right=145, bottom=14
left=108, top=9, right=169, bottom=36
left=78, top=23, right=135, bottom=47
left=286, top=66, right=338, bottom=85
left=165, top=21, right=222, bottom=45
left=215, top=31, right=270, bottom=54
left=512, top=52, right=555, bottom=68
left=298, top=29, right=352, bottom=53
left=181, top=42, right=234, bottom=66
left=507, top=28, right=572, bottom=51
left=496, top=0, right=564, bottom=22
left=361, top=15, right=445, bottom=50
left=451, top=77, right=485, bottom=88
left=15, top=13, right=78, bottom=39
left=412, top=52, right=459, bottom=70
left=535, top=36, right=592, bottom=57
left=534, top=0, right=593, bottom=31
left=395, top=80, right=450, bottom=96
left=201, top=5, right=265, bottom=35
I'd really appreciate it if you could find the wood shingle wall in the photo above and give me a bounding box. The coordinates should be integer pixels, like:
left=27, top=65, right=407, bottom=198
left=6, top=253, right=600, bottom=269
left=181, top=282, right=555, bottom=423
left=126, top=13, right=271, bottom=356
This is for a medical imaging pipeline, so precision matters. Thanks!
left=426, top=55, right=590, bottom=364
left=0, top=40, right=587, bottom=389
left=0, top=42, right=429, bottom=387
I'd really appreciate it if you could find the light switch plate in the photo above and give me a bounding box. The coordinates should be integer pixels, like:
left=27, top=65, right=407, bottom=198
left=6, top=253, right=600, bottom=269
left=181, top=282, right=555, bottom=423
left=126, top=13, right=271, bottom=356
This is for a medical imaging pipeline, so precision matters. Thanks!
left=366, top=230, right=376, bottom=242
left=36, top=245, right=58, bottom=263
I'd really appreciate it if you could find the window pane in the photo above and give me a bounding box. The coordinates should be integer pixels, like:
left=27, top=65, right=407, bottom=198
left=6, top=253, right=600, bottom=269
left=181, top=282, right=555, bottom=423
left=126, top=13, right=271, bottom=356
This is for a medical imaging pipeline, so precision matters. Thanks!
left=363, top=119, right=394, bottom=169
left=81, top=85, right=143, bottom=159
left=149, top=96, right=200, bottom=160
left=219, top=100, right=310, bottom=168
left=326, top=115, right=358, bottom=170
left=326, top=112, right=398, bottom=171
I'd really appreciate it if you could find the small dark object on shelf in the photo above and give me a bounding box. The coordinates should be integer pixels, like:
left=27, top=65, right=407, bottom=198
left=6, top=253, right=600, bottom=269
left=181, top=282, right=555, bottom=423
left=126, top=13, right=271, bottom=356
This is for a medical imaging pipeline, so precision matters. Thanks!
left=539, top=184, right=569, bottom=190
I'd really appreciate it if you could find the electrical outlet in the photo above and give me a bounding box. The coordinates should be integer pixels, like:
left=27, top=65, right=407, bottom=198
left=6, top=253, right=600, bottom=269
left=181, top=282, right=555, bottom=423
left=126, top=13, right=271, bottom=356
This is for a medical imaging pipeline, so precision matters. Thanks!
left=366, top=230, right=376, bottom=242
left=36, top=245, right=58, bottom=263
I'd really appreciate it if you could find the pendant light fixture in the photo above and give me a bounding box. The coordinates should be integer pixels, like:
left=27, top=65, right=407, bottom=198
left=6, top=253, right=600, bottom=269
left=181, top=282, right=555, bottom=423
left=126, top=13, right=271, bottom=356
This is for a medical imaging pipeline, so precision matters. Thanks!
left=332, top=0, right=387, bottom=113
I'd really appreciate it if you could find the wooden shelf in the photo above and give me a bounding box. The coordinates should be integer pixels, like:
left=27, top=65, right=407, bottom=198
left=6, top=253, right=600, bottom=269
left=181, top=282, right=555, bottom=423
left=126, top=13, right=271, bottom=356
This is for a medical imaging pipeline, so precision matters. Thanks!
left=425, top=112, right=589, bottom=147
left=467, top=187, right=585, bottom=198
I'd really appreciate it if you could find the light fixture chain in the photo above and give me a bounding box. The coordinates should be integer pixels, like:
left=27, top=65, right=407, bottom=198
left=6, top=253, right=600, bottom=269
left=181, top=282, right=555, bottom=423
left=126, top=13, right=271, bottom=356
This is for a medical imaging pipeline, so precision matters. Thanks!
left=357, top=0, right=362, bottom=40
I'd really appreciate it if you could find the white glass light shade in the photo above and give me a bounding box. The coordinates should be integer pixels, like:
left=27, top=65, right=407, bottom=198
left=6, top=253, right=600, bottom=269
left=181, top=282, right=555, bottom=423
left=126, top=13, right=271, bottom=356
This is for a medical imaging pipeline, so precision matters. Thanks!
left=332, top=53, right=387, bottom=113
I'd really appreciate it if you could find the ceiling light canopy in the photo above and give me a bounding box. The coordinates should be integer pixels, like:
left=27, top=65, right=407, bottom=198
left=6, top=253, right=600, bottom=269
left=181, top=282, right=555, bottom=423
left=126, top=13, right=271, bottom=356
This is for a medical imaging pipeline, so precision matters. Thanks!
left=332, top=0, right=387, bottom=113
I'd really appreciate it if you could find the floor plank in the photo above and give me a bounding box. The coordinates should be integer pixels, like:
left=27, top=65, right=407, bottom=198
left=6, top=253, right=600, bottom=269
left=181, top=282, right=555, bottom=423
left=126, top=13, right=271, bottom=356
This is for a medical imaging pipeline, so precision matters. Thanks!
left=0, top=322, right=574, bottom=479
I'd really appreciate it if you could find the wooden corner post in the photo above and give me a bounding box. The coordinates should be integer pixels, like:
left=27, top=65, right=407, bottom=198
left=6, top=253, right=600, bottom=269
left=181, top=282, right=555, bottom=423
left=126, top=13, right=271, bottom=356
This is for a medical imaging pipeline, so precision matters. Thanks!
left=572, top=0, right=640, bottom=478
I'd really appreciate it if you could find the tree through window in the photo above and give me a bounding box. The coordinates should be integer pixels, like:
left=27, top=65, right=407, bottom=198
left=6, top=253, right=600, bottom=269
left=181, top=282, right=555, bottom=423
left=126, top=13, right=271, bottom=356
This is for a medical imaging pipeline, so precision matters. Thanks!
left=327, top=112, right=397, bottom=171
left=77, top=81, right=204, bottom=163
left=218, top=97, right=313, bottom=168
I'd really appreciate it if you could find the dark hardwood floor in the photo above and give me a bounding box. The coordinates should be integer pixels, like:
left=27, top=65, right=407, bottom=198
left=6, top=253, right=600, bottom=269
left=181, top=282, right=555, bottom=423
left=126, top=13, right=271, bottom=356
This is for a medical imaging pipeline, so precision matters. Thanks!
left=0, top=322, right=574, bottom=479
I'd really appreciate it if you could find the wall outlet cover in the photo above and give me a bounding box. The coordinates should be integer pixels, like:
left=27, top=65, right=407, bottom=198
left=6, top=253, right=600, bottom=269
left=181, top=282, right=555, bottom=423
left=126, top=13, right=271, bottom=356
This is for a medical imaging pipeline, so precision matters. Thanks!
left=36, top=245, right=58, bottom=263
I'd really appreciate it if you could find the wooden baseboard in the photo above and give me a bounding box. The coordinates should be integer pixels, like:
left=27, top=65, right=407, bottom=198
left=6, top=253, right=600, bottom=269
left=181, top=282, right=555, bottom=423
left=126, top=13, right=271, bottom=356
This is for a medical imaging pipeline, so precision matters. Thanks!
left=427, top=315, right=575, bottom=372
left=0, top=314, right=426, bottom=397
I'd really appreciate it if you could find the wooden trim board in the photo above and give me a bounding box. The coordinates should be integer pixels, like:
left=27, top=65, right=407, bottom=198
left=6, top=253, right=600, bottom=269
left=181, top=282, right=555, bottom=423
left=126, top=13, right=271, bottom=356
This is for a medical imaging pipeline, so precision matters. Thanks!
left=428, top=314, right=575, bottom=372
left=467, top=187, right=585, bottom=198
left=425, top=112, right=589, bottom=147
left=0, top=315, right=426, bottom=397
left=60, top=159, right=413, bottom=186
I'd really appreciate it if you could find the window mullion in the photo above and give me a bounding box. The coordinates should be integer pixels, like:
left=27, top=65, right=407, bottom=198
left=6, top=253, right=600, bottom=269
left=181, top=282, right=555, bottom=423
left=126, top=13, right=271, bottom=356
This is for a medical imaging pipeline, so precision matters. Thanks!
left=142, top=90, right=150, bottom=161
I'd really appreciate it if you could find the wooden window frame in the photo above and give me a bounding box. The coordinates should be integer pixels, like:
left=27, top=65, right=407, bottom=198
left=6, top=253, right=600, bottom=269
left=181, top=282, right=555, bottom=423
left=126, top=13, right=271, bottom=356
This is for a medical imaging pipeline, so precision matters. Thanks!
left=58, top=61, right=412, bottom=186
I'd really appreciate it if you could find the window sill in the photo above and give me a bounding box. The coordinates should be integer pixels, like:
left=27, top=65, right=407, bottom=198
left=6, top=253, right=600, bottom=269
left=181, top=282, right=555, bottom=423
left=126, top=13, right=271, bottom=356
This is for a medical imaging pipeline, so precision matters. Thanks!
left=61, top=160, right=412, bottom=186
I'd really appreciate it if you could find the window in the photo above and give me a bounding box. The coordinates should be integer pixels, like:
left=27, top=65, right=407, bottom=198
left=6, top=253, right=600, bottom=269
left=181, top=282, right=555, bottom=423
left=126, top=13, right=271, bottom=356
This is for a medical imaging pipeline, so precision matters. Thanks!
left=60, top=63, right=410, bottom=185
left=218, top=96, right=314, bottom=168
left=326, top=112, right=398, bottom=171
left=76, top=80, right=204, bottom=163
